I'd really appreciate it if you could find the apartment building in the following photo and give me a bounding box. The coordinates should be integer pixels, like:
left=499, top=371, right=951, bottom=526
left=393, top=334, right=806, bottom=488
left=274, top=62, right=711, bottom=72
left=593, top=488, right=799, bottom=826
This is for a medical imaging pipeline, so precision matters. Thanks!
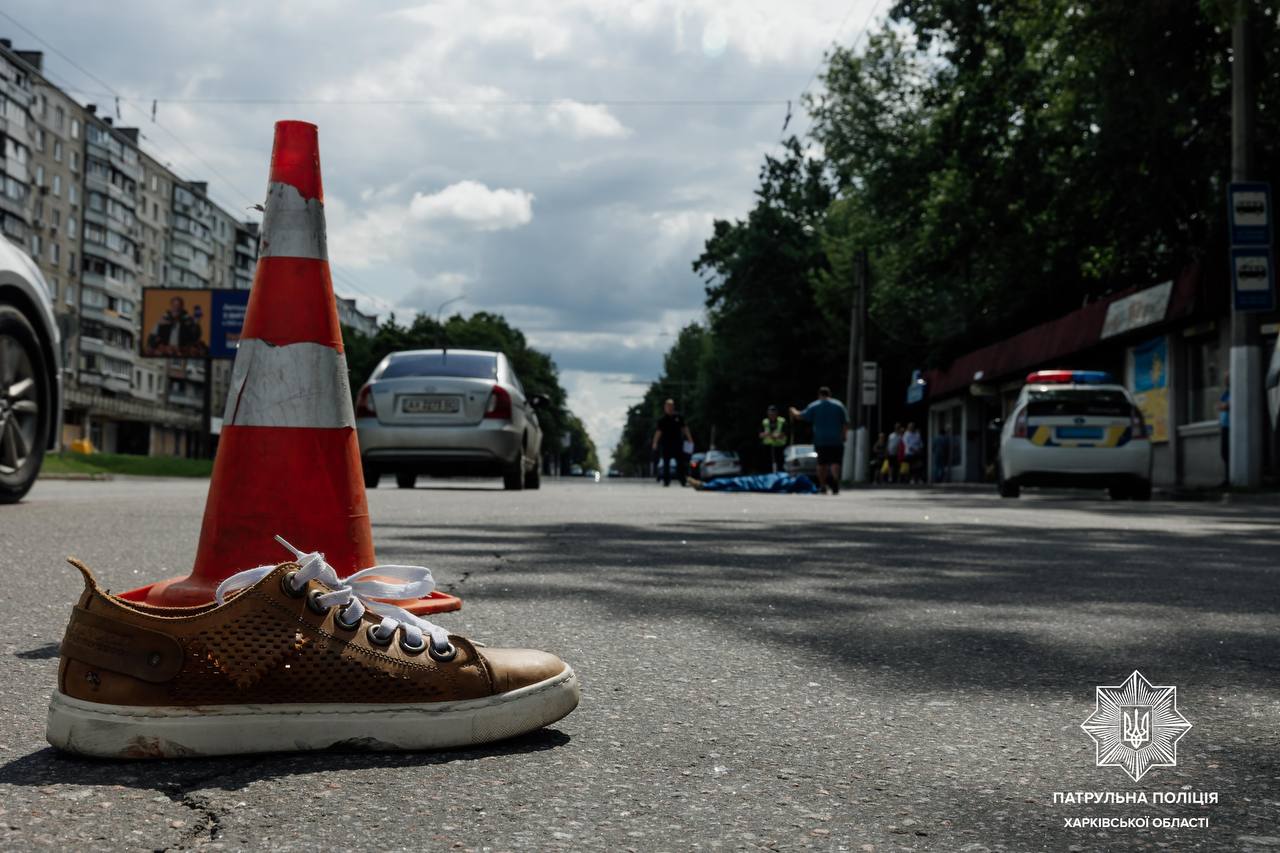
left=336, top=295, right=378, bottom=337
left=1, top=40, right=261, bottom=457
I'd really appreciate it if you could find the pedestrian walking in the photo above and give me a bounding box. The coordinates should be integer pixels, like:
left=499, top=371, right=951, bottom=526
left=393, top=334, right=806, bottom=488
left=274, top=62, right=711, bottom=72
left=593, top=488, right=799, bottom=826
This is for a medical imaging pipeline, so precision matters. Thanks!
left=759, top=405, right=788, bottom=473
left=789, top=386, right=849, bottom=495
left=885, top=423, right=903, bottom=483
left=904, top=422, right=924, bottom=483
left=871, top=432, right=887, bottom=483
left=652, top=399, right=694, bottom=487
left=932, top=426, right=952, bottom=483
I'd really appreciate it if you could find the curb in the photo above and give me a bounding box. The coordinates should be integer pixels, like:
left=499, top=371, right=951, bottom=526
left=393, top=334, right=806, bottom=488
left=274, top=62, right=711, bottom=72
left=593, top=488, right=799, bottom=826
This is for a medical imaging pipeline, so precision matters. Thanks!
left=38, top=473, right=113, bottom=481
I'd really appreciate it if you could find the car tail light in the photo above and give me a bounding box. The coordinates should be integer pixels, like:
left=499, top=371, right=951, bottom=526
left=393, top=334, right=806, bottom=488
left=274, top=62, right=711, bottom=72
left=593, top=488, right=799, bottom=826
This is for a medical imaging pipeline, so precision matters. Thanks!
left=1130, top=406, right=1147, bottom=439
left=485, top=385, right=512, bottom=420
left=355, top=383, right=376, bottom=418
left=1013, top=408, right=1028, bottom=438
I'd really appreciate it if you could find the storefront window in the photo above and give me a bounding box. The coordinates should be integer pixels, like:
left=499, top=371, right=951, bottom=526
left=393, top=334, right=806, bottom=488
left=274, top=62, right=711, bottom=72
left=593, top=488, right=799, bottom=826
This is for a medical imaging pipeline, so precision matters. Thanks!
left=1186, top=334, right=1222, bottom=423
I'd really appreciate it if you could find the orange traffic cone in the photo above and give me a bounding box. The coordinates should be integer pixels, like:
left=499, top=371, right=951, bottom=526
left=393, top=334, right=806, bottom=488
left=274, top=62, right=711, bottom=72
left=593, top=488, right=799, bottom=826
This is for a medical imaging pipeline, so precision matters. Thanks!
left=121, top=120, right=460, bottom=615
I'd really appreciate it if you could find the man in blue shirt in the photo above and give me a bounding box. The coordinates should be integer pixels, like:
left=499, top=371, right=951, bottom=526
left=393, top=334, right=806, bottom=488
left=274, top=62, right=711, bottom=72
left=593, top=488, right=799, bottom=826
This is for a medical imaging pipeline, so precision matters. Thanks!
left=790, top=386, right=849, bottom=494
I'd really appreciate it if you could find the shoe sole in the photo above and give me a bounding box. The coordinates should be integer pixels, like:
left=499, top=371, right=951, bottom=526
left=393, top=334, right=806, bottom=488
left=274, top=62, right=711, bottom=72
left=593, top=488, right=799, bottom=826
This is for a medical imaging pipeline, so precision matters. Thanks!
left=46, top=665, right=579, bottom=759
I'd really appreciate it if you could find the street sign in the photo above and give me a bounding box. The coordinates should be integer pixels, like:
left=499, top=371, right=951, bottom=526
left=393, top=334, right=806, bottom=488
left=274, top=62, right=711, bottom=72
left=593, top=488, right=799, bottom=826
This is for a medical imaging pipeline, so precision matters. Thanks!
left=1229, top=182, right=1272, bottom=245
left=906, top=369, right=926, bottom=404
left=1231, top=246, right=1276, bottom=312
left=861, top=361, right=878, bottom=403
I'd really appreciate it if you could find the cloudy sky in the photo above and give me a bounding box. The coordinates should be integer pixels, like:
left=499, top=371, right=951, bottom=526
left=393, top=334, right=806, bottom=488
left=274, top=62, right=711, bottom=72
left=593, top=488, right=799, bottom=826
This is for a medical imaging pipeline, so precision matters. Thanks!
left=5, top=0, right=879, bottom=465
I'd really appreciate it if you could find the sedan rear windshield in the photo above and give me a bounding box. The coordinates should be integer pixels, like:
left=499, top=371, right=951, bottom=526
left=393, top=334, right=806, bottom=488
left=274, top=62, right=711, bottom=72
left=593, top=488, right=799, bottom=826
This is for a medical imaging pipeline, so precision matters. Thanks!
left=379, top=353, right=498, bottom=380
left=1026, top=389, right=1132, bottom=417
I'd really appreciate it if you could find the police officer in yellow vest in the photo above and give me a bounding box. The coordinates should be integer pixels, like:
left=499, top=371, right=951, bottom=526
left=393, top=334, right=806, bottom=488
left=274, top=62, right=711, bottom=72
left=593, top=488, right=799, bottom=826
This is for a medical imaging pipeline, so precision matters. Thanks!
left=759, top=405, right=788, bottom=473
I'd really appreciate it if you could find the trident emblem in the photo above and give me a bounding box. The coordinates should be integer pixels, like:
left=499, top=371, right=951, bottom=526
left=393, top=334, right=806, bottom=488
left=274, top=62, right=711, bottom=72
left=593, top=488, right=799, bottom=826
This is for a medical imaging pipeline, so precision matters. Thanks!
left=1123, top=708, right=1151, bottom=749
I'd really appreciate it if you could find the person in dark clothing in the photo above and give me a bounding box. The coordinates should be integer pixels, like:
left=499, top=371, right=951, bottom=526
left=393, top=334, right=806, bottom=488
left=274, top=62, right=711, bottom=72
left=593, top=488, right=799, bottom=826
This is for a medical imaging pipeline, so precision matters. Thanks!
left=651, top=398, right=694, bottom=487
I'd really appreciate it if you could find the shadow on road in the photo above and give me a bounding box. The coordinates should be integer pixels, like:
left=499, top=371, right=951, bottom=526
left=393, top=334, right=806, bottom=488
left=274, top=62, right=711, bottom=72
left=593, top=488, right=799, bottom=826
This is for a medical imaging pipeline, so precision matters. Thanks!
left=0, top=728, right=570, bottom=792
left=375, top=504, right=1280, bottom=693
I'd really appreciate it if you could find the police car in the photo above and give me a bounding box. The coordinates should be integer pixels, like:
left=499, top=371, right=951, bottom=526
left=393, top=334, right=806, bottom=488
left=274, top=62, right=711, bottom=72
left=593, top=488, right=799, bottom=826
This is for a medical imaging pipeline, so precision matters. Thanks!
left=996, top=370, right=1152, bottom=500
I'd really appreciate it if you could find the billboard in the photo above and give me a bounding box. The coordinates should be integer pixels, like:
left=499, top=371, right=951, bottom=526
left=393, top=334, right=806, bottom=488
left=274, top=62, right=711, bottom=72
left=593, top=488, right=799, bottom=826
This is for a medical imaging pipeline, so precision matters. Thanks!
left=140, top=288, right=250, bottom=359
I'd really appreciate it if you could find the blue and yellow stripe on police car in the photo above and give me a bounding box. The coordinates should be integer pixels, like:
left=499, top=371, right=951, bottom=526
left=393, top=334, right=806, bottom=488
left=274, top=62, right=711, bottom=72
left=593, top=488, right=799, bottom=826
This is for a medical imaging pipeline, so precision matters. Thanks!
left=1028, top=425, right=1131, bottom=448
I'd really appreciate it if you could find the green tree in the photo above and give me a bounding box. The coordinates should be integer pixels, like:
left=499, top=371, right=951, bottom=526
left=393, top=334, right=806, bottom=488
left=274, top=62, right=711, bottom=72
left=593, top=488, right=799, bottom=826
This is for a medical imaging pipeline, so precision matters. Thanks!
left=692, top=139, right=841, bottom=456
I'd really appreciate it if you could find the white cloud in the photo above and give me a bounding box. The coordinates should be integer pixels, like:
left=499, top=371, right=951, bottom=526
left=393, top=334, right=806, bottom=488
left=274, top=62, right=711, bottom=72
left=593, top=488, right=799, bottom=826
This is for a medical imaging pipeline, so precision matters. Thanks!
left=409, top=181, right=535, bottom=231
left=547, top=100, right=631, bottom=139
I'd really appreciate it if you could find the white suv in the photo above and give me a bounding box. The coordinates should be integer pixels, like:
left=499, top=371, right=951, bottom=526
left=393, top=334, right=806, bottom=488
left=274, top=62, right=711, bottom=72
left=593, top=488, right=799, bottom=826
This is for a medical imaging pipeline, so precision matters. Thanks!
left=997, top=370, right=1152, bottom=500
left=0, top=235, right=62, bottom=503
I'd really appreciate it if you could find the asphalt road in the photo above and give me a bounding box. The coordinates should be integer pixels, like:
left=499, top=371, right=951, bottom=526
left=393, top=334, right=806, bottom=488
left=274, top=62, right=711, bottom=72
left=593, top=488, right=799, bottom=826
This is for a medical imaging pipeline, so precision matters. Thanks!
left=0, top=477, right=1277, bottom=852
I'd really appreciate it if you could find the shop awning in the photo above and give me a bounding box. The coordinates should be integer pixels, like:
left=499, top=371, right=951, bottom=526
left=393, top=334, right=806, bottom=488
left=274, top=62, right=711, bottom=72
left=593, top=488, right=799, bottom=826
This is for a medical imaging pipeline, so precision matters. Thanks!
left=924, top=263, right=1207, bottom=399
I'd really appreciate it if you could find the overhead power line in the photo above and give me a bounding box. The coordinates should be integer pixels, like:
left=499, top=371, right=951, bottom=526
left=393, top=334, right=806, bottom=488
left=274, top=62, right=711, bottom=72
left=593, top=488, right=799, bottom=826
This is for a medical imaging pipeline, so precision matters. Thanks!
left=774, top=0, right=887, bottom=149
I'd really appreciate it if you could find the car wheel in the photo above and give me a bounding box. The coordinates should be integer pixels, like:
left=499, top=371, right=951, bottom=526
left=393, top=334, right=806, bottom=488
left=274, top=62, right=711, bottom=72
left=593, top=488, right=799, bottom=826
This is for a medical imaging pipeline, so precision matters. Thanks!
left=503, top=457, right=525, bottom=491
left=997, top=477, right=1020, bottom=499
left=0, top=306, right=51, bottom=504
left=395, top=471, right=416, bottom=489
left=524, top=464, right=541, bottom=490
left=1131, top=479, right=1152, bottom=501
left=362, top=463, right=380, bottom=489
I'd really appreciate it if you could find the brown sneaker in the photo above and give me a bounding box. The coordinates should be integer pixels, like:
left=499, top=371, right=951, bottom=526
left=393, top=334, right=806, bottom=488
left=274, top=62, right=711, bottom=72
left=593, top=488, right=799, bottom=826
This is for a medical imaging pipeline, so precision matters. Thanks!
left=46, top=540, right=579, bottom=758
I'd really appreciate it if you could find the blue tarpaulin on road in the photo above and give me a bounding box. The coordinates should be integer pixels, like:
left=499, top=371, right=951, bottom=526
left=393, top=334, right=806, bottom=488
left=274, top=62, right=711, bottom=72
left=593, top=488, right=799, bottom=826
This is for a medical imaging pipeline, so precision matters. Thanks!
left=698, top=473, right=819, bottom=493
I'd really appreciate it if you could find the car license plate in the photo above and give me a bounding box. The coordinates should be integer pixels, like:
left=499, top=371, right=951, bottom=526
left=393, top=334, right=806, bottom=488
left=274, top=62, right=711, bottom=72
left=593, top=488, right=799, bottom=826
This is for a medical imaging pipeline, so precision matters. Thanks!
left=1056, top=426, right=1103, bottom=439
left=400, top=395, right=461, bottom=414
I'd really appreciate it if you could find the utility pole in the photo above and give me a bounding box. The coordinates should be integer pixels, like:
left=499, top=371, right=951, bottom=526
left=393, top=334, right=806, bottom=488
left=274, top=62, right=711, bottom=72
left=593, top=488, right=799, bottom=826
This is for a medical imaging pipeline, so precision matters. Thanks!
left=1229, top=0, right=1262, bottom=487
left=844, top=249, right=870, bottom=482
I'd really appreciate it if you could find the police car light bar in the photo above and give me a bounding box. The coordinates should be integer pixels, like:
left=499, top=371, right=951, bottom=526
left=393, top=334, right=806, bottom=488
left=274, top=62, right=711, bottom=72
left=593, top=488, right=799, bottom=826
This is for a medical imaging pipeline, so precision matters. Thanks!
left=1026, top=370, right=1114, bottom=384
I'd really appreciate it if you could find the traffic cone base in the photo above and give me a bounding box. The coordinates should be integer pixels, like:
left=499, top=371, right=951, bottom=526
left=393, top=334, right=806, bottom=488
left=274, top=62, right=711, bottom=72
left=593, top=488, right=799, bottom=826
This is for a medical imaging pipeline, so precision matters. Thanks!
left=120, top=120, right=460, bottom=614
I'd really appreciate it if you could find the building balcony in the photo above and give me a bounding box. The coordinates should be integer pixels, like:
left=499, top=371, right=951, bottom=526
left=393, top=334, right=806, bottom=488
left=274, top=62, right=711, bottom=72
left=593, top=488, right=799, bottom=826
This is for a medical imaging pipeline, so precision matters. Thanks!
left=167, top=392, right=203, bottom=409
left=0, top=193, right=29, bottom=221
left=83, top=241, right=138, bottom=275
left=171, top=225, right=214, bottom=254
left=80, top=270, right=136, bottom=301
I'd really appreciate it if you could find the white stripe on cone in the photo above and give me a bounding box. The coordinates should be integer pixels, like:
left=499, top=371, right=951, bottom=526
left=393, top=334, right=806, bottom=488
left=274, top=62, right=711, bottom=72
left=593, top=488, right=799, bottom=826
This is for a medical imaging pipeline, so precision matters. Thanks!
left=224, top=339, right=355, bottom=428
left=259, top=182, right=327, bottom=260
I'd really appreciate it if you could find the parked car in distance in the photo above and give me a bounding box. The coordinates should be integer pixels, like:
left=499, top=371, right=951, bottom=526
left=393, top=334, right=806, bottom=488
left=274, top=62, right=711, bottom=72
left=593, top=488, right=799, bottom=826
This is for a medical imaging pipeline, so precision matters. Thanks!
left=0, top=235, right=61, bottom=503
left=783, top=444, right=819, bottom=477
left=607, top=468, right=622, bottom=478
left=700, top=449, right=742, bottom=480
left=355, top=349, right=545, bottom=491
left=688, top=451, right=706, bottom=480
left=996, top=370, right=1152, bottom=500
left=570, top=464, right=583, bottom=477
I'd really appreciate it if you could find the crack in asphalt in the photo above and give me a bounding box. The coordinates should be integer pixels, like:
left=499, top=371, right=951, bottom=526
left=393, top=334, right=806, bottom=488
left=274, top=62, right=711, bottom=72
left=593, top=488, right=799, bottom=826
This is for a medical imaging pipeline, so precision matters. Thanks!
left=159, top=760, right=265, bottom=850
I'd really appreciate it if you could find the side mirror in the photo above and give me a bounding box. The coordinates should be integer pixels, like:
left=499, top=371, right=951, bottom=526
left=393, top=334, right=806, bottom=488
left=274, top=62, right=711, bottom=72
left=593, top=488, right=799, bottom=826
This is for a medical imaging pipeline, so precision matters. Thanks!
left=528, top=394, right=549, bottom=409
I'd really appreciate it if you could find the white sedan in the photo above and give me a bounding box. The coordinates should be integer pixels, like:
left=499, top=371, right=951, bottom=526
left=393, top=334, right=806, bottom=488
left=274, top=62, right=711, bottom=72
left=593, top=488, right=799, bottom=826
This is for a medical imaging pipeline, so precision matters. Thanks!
left=997, top=370, right=1152, bottom=500
left=700, top=449, right=742, bottom=481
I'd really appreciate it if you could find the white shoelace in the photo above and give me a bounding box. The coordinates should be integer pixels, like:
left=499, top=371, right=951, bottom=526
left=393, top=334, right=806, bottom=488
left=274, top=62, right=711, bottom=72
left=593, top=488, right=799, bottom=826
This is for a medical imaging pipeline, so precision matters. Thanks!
left=215, top=536, right=452, bottom=653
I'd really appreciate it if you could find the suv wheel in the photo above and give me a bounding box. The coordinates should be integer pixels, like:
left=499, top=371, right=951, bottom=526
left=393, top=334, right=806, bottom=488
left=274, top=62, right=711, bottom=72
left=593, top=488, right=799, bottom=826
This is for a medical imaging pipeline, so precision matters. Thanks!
left=524, top=464, right=541, bottom=490
left=395, top=471, right=416, bottom=489
left=362, top=463, right=380, bottom=489
left=1130, top=479, right=1152, bottom=501
left=0, top=306, right=51, bottom=504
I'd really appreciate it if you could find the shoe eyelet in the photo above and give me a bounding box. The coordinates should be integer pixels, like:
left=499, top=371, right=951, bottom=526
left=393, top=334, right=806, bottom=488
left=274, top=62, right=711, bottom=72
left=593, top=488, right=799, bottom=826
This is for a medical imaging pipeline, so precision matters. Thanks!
left=305, top=589, right=331, bottom=616
left=428, top=641, right=458, bottom=662
left=399, top=633, right=427, bottom=655
left=334, top=605, right=361, bottom=631
left=281, top=571, right=306, bottom=598
left=366, top=624, right=394, bottom=647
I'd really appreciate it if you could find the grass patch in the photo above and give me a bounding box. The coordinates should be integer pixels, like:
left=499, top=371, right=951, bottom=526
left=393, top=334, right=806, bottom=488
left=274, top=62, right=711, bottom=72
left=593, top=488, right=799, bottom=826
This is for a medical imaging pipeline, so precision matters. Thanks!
left=41, top=451, right=213, bottom=478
